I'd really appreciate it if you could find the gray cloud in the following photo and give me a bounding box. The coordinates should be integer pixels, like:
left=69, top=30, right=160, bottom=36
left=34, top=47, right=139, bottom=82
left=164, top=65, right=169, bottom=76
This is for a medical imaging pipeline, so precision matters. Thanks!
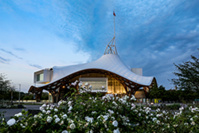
left=14, top=47, right=26, bottom=52
left=0, top=56, right=10, bottom=64
left=62, top=0, right=199, bottom=89
left=0, top=48, right=23, bottom=60
left=29, top=64, right=42, bottom=69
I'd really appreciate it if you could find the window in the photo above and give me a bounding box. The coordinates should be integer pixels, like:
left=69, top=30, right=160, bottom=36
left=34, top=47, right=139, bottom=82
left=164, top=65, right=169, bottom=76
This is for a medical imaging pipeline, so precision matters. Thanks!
left=79, top=77, right=107, bottom=92
left=37, top=73, right=44, bottom=81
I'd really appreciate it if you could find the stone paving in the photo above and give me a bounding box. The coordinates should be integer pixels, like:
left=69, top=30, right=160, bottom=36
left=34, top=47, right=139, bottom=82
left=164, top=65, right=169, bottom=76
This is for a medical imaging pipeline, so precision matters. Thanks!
left=0, top=105, right=41, bottom=121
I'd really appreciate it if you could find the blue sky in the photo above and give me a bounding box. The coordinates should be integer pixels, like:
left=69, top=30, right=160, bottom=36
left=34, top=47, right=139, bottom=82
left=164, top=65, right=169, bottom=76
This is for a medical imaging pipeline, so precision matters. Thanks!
left=0, top=0, right=199, bottom=92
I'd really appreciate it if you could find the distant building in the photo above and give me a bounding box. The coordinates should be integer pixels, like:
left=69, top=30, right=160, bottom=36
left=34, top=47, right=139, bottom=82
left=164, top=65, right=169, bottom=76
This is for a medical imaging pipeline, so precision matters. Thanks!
left=29, top=36, right=157, bottom=102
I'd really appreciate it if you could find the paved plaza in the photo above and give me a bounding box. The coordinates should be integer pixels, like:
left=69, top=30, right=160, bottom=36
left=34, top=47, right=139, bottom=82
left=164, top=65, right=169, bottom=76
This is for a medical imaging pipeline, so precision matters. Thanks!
left=0, top=105, right=41, bottom=121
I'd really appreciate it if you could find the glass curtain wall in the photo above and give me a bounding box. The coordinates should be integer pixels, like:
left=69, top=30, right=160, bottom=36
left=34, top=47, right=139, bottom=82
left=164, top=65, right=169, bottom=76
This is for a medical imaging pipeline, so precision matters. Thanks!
left=74, top=73, right=126, bottom=94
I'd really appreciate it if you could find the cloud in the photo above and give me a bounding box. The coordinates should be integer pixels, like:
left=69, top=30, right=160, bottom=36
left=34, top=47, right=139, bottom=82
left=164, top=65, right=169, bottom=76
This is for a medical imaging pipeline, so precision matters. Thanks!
left=0, top=56, right=9, bottom=64
left=0, top=48, right=23, bottom=60
left=56, top=0, right=199, bottom=89
left=14, top=47, right=26, bottom=52
left=29, top=64, right=42, bottom=69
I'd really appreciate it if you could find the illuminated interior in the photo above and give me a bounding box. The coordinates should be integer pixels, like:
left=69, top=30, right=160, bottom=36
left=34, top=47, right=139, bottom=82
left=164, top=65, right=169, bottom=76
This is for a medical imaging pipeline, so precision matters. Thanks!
left=72, top=73, right=126, bottom=94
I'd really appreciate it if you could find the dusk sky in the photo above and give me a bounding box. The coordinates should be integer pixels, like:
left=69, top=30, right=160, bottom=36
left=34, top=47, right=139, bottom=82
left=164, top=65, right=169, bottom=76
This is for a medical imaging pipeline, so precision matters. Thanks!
left=0, top=0, right=199, bottom=92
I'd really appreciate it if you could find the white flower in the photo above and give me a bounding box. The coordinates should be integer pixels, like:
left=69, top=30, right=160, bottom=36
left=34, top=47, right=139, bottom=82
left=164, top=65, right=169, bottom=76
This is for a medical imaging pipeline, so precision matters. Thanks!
left=46, top=110, right=51, bottom=114
left=156, top=120, right=160, bottom=124
left=34, top=115, right=38, bottom=118
left=59, top=120, right=64, bottom=125
left=62, top=130, right=68, bottom=133
left=191, top=121, right=195, bottom=126
left=55, top=117, right=60, bottom=123
left=40, top=106, right=44, bottom=111
left=89, top=85, right=92, bottom=89
left=70, top=123, right=76, bottom=129
left=85, top=116, right=94, bottom=123
left=103, top=115, right=109, bottom=121
left=179, top=106, right=184, bottom=111
left=78, top=82, right=82, bottom=87
left=62, top=114, right=67, bottom=119
left=190, top=118, right=193, bottom=121
left=112, top=101, right=118, bottom=106
left=89, top=130, right=93, bottom=133
left=7, top=118, right=16, bottom=126
left=173, top=124, right=178, bottom=127
left=138, top=113, right=141, bottom=116
left=68, top=106, right=73, bottom=111
left=113, top=128, right=120, bottom=133
left=131, top=103, right=136, bottom=109
left=108, top=109, right=114, bottom=114
left=20, top=123, right=25, bottom=128
left=130, top=95, right=136, bottom=101
left=47, top=116, right=53, bottom=123
left=156, top=113, right=162, bottom=117
left=54, top=108, right=58, bottom=112
left=184, top=123, right=188, bottom=126
left=112, top=120, right=118, bottom=127
left=152, top=117, right=157, bottom=122
left=68, top=101, right=72, bottom=105
left=85, top=82, right=89, bottom=86
left=91, top=111, right=97, bottom=114
left=156, top=108, right=160, bottom=112
left=58, top=100, right=63, bottom=106
left=14, top=112, right=22, bottom=117
left=42, top=110, right=46, bottom=114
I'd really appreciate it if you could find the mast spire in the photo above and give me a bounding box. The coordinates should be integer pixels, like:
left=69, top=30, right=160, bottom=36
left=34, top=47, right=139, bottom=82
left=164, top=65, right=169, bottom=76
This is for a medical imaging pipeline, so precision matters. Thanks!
left=104, top=10, right=118, bottom=55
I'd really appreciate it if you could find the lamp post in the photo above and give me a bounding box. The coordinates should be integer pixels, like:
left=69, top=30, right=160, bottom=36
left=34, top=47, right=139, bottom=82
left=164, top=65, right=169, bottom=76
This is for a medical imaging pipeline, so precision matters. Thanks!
left=19, top=84, right=21, bottom=104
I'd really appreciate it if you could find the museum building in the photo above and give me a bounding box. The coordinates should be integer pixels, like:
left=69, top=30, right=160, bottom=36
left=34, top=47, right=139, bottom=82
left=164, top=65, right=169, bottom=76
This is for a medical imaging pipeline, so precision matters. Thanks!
left=28, top=35, right=157, bottom=103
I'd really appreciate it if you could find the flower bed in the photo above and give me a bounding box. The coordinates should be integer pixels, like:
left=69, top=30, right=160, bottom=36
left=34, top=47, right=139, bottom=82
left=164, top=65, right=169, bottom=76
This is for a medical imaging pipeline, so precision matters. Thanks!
left=0, top=93, right=199, bottom=133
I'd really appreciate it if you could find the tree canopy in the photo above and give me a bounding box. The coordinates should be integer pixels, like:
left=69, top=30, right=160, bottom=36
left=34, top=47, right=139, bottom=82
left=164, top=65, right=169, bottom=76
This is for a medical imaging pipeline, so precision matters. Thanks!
left=172, top=54, right=199, bottom=93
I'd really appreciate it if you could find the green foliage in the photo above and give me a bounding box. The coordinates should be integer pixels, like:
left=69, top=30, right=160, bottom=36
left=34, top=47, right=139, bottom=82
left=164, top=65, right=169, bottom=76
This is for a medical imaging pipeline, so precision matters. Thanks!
left=172, top=54, right=199, bottom=93
left=1, top=93, right=199, bottom=133
left=148, top=85, right=199, bottom=102
left=148, top=85, right=166, bottom=99
left=41, top=92, right=49, bottom=100
left=0, top=73, right=13, bottom=100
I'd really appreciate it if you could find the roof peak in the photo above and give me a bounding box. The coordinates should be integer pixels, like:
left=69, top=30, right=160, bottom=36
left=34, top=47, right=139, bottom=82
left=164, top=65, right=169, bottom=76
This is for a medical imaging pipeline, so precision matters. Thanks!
left=104, top=36, right=118, bottom=55
left=104, top=11, right=117, bottom=55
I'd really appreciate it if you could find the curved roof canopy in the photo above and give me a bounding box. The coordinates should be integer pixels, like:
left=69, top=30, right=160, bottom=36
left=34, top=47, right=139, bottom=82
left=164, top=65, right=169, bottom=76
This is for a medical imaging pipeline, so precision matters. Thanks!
left=51, top=54, right=154, bottom=86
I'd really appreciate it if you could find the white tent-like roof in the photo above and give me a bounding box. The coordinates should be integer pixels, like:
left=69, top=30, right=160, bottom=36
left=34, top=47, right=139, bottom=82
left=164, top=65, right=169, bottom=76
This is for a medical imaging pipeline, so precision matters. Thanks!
left=51, top=54, right=154, bottom=86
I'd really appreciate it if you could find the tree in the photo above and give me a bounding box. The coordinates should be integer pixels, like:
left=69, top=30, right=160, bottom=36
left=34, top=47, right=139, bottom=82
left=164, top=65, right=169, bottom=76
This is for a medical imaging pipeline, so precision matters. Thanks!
left=172, top=54, right=199, bottom=93
left=148, top=85, right=166, bottom=99
left=0, top=74, right=13, bottom=100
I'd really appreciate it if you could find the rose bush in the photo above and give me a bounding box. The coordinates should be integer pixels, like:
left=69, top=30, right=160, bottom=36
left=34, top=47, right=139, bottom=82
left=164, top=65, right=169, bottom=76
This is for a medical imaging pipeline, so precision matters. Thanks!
left=0, top=92, right=199, bottom=133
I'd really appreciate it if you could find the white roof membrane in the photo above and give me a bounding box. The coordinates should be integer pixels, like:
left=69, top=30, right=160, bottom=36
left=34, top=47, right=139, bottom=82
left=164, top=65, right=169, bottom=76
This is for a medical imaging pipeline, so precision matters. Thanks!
left=51, top=54, right=154, bottom=86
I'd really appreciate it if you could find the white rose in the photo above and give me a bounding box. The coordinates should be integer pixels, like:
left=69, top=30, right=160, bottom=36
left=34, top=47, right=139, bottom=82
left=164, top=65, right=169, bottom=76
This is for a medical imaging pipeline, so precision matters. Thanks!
left=54, top=108, right=58, bottom=112
left=113, top=128, right=120, bottom=133
left=55, top=117, right=60, bottom=123
left=70, top=123, right=76, bottom=129
left=46, top=110, right=51, bottom=114
left=62, top=114, right=67, bottom=119
left=112, top=120, right=118, bottom=127
left=62, top=130, right=68, bottom=133
left=7, top=118, right=16, bottom=126
left=14, top=112, right=22, bottom=117
left=42, top=110, right=46, bottom=114
left=47, top=116, right=53, bottom=123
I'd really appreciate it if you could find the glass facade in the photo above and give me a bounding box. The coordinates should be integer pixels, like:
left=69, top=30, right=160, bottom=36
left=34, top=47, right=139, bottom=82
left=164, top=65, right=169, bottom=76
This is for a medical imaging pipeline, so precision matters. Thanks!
left=37, top=73, right=44, bottom=81
left=73, top=73, right=126, bottom=94
left=79, top=78, right=107, bottom=92
left=108, top=77, right=126, bottom=94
